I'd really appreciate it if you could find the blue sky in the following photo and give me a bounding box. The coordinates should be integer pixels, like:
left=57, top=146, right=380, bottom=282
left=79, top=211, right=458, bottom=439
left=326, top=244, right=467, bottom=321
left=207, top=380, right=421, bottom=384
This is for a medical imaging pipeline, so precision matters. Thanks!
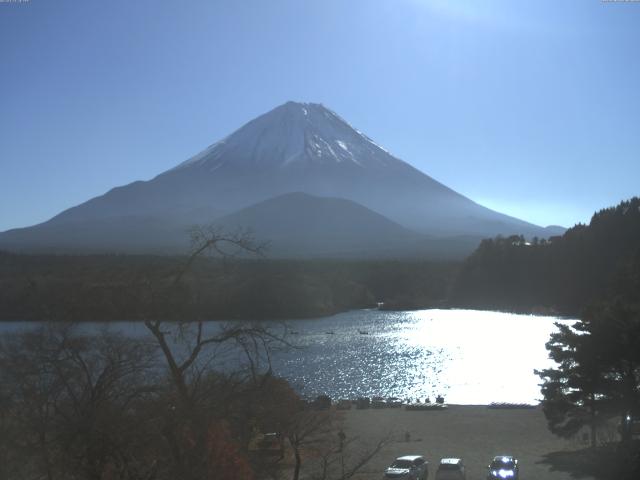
left=1, top=0, right=639, bottom=231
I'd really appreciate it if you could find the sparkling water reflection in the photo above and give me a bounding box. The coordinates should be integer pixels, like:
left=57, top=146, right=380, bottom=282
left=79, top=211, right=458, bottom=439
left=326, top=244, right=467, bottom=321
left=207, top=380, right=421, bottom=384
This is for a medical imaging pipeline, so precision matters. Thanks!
left=0, top=309, right=573, bottom=405
left=268, top=309, right=572, bottom=404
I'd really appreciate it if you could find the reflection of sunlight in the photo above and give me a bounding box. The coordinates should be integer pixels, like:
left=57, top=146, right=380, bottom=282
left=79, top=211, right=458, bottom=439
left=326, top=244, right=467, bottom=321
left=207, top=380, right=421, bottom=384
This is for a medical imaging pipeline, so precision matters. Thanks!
left=1, top=311, right=573, bottom=405
left=262, top=309, right=572, bottom=404
left=399, top=309, right=567, bottom=404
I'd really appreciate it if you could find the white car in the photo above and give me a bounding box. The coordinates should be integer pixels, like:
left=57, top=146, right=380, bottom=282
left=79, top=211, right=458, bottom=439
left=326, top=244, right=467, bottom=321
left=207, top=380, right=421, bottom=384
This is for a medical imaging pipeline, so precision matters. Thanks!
left=384, top=455, right=429, bottom=479
left=435, top=458, right=465, bottom=480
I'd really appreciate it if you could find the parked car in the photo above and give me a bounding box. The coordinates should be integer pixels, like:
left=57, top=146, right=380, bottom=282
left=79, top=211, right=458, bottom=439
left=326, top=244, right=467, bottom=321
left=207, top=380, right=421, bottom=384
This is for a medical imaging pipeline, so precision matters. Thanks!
left=487, top=456, right=519, bottom=479
left=384, top=455, right=429, bottom=479
left=435, top=458, right=465, bottom=480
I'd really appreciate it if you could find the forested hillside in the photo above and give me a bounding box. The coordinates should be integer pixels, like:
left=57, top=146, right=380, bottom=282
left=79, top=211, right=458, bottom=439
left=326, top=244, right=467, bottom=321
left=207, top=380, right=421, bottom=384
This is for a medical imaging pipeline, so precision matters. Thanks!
left=451, top=197, right=640, bottom=315
left=0, top=253, right=457, bottom=321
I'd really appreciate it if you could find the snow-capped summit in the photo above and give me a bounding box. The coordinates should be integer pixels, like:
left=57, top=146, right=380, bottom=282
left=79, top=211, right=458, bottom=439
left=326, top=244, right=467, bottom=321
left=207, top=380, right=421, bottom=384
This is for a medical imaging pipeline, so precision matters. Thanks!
left=0, top=101, right=561, bottom=256
left=173, top=101, right=395, bottom=172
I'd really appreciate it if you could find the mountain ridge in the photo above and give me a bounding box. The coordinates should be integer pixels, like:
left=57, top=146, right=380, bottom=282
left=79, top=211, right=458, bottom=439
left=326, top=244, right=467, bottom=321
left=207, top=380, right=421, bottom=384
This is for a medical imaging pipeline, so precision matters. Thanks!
left=0, top=101, right=564, bottom=256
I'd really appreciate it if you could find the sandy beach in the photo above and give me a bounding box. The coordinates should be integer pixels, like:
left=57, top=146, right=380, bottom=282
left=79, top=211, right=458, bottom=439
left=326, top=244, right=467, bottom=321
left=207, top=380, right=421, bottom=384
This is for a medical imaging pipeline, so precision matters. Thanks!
left=342, top=405, right=594, bottom=480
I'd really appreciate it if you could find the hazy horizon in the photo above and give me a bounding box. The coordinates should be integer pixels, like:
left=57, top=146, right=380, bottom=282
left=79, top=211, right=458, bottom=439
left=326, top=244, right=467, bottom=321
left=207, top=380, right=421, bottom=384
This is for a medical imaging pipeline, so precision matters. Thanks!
left=1, top=0, right=639, bottom=231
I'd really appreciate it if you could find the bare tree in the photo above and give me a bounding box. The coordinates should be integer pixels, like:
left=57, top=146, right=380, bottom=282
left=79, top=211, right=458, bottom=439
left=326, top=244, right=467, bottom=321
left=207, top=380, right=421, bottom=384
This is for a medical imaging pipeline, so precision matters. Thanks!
left=140, top=226, right=292, bottom=480
left=0, top=324, right=159, bottom=480
left=311, top=433, right=390, bottom=480
left=279, top=407, right=333, bottom=480
left=281, top=405, right=390, bottom=480
left=143, top=226, right=272, bottom=406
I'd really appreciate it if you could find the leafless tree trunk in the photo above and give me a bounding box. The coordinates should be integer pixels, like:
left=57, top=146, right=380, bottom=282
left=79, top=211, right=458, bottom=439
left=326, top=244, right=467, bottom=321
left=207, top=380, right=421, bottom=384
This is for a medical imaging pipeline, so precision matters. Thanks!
left=141, top=226, right=293, bottom=480
left=0, top=324, right=159, bottom=480
left=284, top=407, right=390, bottom=480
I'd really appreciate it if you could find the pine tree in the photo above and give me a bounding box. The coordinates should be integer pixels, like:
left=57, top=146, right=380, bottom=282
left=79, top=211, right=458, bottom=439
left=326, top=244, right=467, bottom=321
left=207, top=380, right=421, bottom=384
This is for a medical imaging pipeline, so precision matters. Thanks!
left=537, top=300, right=640, bottom=447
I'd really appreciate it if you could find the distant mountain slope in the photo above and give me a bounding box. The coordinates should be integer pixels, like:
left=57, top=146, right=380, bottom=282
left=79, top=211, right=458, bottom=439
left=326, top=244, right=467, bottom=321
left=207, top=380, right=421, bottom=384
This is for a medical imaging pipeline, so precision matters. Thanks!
left=0, top=215, right=191, bottom=254
left=0, top=192, right=480, bottom=258
left=215, top=192, right=428, bottom=258
left=0, top=101, right=562, bottom=256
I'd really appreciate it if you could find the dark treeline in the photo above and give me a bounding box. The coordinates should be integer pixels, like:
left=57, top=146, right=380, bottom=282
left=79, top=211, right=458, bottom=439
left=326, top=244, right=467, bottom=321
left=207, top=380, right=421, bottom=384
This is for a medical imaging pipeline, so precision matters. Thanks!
left=0, top=252, right=458, bottom=321
left=531, top=201, right=640, bottom=479
left=451, top=197, right=640, bottom=316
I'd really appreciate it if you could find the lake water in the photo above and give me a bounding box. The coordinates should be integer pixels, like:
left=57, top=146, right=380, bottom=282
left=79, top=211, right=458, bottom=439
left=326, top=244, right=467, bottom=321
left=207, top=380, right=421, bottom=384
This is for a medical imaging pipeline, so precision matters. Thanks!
left=0, top=309, right=573, bottom=405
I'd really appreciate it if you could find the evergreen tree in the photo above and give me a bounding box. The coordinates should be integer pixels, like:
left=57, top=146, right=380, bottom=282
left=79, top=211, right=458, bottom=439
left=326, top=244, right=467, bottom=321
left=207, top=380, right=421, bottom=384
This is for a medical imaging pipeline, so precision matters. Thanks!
left=536, top=321, right=608, bottom=447
left=537, top=300, right=640, bottom=447
left=453, top=197, right=640, bottom=315
left=584, top=301, right=640, bottom=443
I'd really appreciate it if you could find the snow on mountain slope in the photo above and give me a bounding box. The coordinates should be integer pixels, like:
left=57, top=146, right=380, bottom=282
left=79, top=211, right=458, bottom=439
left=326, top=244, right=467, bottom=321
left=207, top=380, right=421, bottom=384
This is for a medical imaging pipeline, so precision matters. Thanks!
left=0, top=101, right=562, bottom=255
left=34, top=101, right=468, bottom=230
left=171, top=101, right=395, bottom=171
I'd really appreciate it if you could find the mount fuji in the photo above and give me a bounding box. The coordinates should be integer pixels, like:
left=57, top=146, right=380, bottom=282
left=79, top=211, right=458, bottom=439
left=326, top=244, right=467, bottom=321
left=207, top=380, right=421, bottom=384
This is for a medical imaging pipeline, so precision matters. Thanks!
left=0, top=101, right=563, bottom=257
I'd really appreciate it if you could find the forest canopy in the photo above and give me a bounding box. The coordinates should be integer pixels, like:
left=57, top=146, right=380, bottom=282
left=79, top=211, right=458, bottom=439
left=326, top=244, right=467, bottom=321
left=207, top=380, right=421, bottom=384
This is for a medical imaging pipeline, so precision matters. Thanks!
left=451, top=197, right=640, bottom=316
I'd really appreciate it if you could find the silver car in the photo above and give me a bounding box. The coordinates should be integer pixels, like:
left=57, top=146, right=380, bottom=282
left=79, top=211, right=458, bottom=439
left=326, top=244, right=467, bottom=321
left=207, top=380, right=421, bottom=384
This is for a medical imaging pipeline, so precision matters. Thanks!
left=384, top=455, right=429, bottom=479
left=435, top=458, right=465, bottom=480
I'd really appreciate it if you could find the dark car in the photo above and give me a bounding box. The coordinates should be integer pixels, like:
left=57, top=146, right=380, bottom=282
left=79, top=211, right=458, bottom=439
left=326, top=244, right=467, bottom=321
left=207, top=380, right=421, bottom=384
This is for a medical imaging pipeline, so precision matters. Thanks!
left=487, top=456, right=519, bottom=480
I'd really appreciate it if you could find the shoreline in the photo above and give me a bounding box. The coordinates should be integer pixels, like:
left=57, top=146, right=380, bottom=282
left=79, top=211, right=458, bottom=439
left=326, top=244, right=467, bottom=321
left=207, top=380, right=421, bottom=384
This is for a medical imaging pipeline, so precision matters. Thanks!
left=0, top=305, right=576, bottom=323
